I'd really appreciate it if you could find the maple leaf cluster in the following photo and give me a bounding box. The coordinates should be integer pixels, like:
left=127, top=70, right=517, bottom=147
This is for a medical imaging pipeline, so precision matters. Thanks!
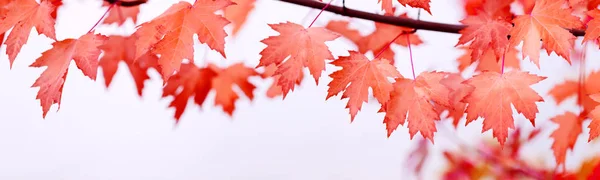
left=406, top=128, right=600, bottom=179
left=1, top=0, right=600, bottom=171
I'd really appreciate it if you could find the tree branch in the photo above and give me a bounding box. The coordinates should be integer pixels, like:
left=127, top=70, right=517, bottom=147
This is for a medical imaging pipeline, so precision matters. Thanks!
left=104, top=0, right=148, bottom=7
left=277, top=0, right=586, bottom=37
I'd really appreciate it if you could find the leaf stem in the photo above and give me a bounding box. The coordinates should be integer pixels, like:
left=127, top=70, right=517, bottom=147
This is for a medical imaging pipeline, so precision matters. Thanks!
left=88, top=2, right=116, bottom=33
left=308, top=0, right=335, bottom=28
left=407, top=35, right=416, bottom=79
left=578, top=43, right=587, bottom=108
left=373, top=31, right=404, bottom=59
left=501, top=49, right=506, bottom=74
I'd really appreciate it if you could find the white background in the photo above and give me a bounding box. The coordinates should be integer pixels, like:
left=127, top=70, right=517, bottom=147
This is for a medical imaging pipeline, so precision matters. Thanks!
left=0, top=0, right=598, bottom=179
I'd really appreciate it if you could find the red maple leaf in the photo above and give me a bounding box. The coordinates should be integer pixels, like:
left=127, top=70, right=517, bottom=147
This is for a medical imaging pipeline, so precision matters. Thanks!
left=327, top=51, right=401, bottom=121
left=456, top=6, right=512, bottom=62
left=462, top=71, right=546, bottom=146
left=325, top=15, right=423, bottom=65
left=29, top=32, right=107, bottom=118
left=383, top=71, right=452, bottom=142
left=98, top=35, right=159, bottom=96
left=102, top=1, right=140, bottom=26
left=584, top=9, right=600, bottom=43
left=224, top=0, right=255, bottom=36
left=0, top=0, right=57, bottom=67
left=548, top=71, right=600, bottom=115
left=435, top=73, right=474, bottom=127
left=550, top=112, right=585, bottom=166
left=325, top=20, right=362, bottom=44
left=208, top=63, right=258, bottom=115
left=587, top=93, right=600, bottom=142
left=261, top=64, right=303, bottom=98
left=163, top=63, right=258, bottom=120
left=509, top=0, right=583, bottom=67
left=133, top=0, right=234, bottom=80
left=379, top=0, right=432, bottom=14
left=357, top=16, right=423, bottom=64
left=256, top=22, right=339, bottom=97
left=457, top=47, right=521, bottom=73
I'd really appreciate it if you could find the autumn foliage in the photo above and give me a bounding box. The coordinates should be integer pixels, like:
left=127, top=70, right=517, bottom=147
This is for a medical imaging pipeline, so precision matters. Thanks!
left=1, top=0, right=600, bottom=178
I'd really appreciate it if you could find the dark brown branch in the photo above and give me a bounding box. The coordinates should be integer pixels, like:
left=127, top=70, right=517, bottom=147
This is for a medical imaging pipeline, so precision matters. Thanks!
left=277, top=0, right=586, bottom=37
left=104, top=0, right=148, bottom=7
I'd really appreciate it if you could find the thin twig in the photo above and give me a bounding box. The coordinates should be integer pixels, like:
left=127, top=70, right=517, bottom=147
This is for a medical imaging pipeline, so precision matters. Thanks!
left=104, top=0, right=148, bottom=7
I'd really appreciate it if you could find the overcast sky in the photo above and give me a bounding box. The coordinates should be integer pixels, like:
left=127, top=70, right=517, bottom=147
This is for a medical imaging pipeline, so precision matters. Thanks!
left=0, top=0, right=598, bottom=179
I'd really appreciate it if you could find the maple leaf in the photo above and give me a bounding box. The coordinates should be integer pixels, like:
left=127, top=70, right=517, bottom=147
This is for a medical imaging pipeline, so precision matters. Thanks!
left=435, top=73, right=474, bottom=127
left=357, top=17, right=423, bottom=64
left=324, top=16, right=423, bottom=65
left=326, top=51, right=401, bottom=121
left=261, top=64, right=303, bottom=98
left=29, top=32, right=107, bottom=118
left=589, top=159, right=600, bottom=179
left=163, top=63, right=258, bottom=120
left=383, top=71, right=452, bottom=142
left=509, top=0, right=583, bottom=67
left=584, top=9, right=600, bottom=43
left=462, top=0, right=514, bottom=21
left=224, top=0, right=255, bottom=36
left=548, top=71, right=600, bottom=115
left=133, top=0, right=234, bottom=80
left=49, top=0, right=61, bottom=19
left=209, top=63, right=258, bottom=115
left=325, top=20, right=362, bottom=44
left=0, top=0, right=57, bottom=67
left=256, top=22, right=339, bottom=97
left=456, top=8, right=512, bottom=62
left=102, top=1, right=140, bottom=26
left=517, top=0, right=536, bottom=14
left=550, top=112, right=584, bottom=166
left=379, top=0, right=432, bottom=14
left=588, top=93, right=600, bottom=141
left=462, top=71, right=546, bottom=146
left=457, top=47, right=520, bottom=73
left=99, top=35, right=159, bottom=96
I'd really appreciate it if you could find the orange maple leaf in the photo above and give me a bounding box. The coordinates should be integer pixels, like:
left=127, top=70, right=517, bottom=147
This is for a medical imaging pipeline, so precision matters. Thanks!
left=102, top=1, right=139, bottom=26
left=584, top=9, right=600, bottom=43
left=99, top=35, right=159, bottom=96
left=224, top=0, right=255, bottom=36
left=0, top=0, right=56, bottom=67
left=383, top=71, right=452, bottom=142
left=548, top=71, right=600, bottom=115
left=327, top=51, right=401, bottom=121
left=457, top=47, right=520, bottom=73
left=588, top=93, right=600, bottom=141
left=509, top=0, right=583, bottom=67
left=550, top=112, right=585, bottom=166
left=256, top=22, right=339, bottom=97
left=379, top=0, right=432, bottom=14
left=457, top=8, right=512, bottom=62
left=163, top=63, right=258, bottom=120
left=462, top=71, right=546, bottom=146
left=133, top=0, right=234, bottom=80
left=435, top=73, right=474, bottom=127
left=29, top=32, right=107, bottom=118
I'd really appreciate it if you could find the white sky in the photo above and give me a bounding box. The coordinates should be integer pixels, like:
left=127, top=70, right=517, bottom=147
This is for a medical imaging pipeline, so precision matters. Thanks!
left=0, top=0, right=598, bottom=179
